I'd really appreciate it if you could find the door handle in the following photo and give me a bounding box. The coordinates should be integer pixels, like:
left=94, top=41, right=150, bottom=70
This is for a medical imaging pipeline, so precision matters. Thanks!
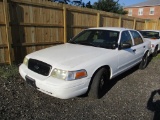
left=133, top=49, right=136, bottom=52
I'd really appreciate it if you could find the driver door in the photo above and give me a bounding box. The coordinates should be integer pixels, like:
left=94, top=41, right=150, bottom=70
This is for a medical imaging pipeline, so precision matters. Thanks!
left=118, top=30, right=137, bottom=73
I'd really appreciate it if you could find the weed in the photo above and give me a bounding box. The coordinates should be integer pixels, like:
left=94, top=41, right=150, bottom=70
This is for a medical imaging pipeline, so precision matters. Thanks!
left=153, top=53, right=160, bottom=61
left=0, top=65, right=19, bottom=79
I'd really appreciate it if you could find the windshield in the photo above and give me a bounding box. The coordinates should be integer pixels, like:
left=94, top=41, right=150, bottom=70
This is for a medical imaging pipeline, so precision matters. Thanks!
left=68, top=30, right=119, bottom=49
left=140, top=31, right=159, bottom=39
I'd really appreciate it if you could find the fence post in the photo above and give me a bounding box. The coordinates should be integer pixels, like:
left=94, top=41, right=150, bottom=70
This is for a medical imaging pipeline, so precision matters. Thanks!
left=156, top=19, right=159, bottom=30
left=153, top=21, right=156, bottom=30
left=158, top=19, right=160, bottom=30
left=145, top=20, right=148, bottom=30
left=97, top=13, right=100, bottom=27
left=119, top=16, right=122, bottom=27
left=63, top=6, right=67, bottom=43
left=133, top=18, right=136, bottom=29
left=3, top=0, right=12, bottom=64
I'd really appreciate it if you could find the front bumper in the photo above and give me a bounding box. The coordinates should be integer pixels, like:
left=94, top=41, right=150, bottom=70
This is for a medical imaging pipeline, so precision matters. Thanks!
left=19, top=64, right=90, bottom=99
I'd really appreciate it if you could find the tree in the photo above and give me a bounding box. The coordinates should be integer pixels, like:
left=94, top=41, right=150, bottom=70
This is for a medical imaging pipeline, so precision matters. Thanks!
left=86, top=1, right=92, bottom=8
left=81, top=2, right=85, bottom=7
left=50, top=0, right=70, bottom=4
left=93, top=0, right=127, bottom=15
left=50, top=0, right=83, bottom=6
left=72, top=0, right=83, bottom=6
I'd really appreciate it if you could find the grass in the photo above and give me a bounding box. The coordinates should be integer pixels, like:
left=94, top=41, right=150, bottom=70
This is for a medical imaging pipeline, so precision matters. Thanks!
left=0, top=65, right=19, bottom=79
left=152, top=53, right=160, bottom=61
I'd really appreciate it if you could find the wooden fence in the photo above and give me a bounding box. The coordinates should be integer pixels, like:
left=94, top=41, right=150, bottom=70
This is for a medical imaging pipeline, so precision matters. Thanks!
left=0, top=0, right=148, bottom=64
left=145, top=19, right=160, bottom=30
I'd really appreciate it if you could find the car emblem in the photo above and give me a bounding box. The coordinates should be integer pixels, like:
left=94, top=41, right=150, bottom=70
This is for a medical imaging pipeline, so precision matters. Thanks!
left=34, top=65, right=39, bottom=70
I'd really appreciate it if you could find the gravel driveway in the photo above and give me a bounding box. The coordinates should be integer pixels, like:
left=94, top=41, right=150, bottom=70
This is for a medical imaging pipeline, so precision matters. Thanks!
left=0, top=57, right=160, bottom=120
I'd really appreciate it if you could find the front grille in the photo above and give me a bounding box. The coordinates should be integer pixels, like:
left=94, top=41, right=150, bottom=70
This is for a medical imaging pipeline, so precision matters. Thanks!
left=28, top=59, right=52, bottom=76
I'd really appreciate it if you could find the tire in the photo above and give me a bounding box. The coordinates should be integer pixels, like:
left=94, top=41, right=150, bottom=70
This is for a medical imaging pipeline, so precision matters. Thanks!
left=139, top=52, right=148, bottom=70
left=88, top=68, right=109, bottom=99
left=152, top=46, right=158, bottom=57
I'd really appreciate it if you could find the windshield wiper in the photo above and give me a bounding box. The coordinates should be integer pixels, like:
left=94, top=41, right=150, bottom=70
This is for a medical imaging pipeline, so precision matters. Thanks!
left=68, top=41, right=77, bottom=44
left=78, top=42, right=96, bottom=47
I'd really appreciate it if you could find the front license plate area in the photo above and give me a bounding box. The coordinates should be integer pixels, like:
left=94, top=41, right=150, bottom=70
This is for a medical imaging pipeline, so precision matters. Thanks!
left=25, top=76, right=37, bottom=88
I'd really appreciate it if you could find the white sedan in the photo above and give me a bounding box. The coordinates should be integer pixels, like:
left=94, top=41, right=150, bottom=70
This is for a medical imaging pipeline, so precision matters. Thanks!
left=19, top=27, right=151, bottom=99
left=140, top=30, right=160, bottom=56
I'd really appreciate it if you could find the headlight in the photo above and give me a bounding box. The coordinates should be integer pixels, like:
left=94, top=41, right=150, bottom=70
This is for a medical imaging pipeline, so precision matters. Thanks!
left=23, top=57, right=28, bottom=66
left=51, top=69, right=87, bottom=81
left=151, top=44, right=154, bottom=48
left=51, top=68, right=68, bottom=80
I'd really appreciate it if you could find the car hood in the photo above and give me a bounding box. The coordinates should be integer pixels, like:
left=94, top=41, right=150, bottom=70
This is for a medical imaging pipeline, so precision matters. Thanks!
left=27, top=43, right=113, bottom=69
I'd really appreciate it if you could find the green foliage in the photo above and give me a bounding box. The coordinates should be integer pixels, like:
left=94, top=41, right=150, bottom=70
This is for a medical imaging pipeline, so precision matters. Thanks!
left=0, top=65, right=19, bottom=79
left=153, top=53, right=160, bottom=61
left=49, top=0, right=128, bottom=15
left=86, top=1, right=92, bottom=8
left=92, top=0, right=128, bottom=15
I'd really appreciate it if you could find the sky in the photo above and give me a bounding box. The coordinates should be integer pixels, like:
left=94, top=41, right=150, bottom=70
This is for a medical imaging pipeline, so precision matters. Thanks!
left=83, top=0, right=147, bottom=7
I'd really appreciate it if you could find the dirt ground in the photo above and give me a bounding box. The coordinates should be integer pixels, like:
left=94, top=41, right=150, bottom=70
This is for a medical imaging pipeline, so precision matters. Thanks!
left=0, top=56, right=160, bottom=120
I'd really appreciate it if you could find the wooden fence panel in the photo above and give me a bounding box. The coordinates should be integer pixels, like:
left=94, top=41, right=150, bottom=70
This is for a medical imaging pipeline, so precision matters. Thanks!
left=0, top=1, right=5, bottom=64
left=145, top=20, right=160, bottom=30
left=0, top=2, right=4, bottom=23
left=122, top=19, right=134, bottom=29
left=67, top=9, right=97, bottom=39
left=101, top=16, right=119, bottom=27
left=157, top=21, right=160, bottom=30
left=0, top=1, right=10, bottom=64
left=0, top=26, right=8, bottom=64
left=136, top=21, right=145, bottom=30
left=9, top=0, right=64, bottom=62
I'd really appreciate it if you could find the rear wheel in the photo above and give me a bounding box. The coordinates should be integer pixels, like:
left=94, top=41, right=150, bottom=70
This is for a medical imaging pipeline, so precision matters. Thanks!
left=88, top=68, right=109, bottom=99
left=152, top=46, right=158, bottom=57
left=139, top=52, right=148, bottom=70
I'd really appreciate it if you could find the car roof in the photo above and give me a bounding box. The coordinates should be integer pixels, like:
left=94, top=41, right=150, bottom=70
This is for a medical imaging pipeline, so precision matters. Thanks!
left=140, top=30, right=160, bottom=32
left=88, top=27, right=133, bottom=32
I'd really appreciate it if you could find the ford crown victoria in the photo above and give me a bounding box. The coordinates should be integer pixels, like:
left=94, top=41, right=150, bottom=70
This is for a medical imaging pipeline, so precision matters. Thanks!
left=19, top=27, right=151, bottom=99
left=140, top=30, right=160, bottom=56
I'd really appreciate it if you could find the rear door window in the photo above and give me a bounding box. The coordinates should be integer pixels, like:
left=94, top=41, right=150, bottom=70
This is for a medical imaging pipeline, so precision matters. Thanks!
left=130, top=31, right=143, bottom=45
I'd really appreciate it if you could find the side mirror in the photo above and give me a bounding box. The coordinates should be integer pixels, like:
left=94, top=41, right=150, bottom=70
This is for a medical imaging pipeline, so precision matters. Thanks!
left=119, top=43, right=131, bottom=50
left=68, top=38, right=73, bottom=43
left=112, top=43, right=118, bottom=49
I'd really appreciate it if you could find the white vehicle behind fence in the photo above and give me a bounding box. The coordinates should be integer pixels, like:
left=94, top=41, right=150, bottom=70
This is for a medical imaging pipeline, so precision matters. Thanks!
left=140, top=30, right=160, bottom=56
left=19, top=27, right=151, bottom=99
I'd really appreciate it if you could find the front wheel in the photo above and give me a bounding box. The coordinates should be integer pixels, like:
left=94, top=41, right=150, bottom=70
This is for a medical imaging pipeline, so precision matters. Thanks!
left=139, top=52, right=148, bottom=70
left=88, top=68, right=109, bottom=99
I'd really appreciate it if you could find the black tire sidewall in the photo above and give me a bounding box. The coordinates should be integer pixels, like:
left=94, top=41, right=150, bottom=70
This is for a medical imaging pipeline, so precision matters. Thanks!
left=88, top=68, right=109, bottom=99
left=139, top=52, right=148, bottom=70
left=153, top=46, right=158, bottom=57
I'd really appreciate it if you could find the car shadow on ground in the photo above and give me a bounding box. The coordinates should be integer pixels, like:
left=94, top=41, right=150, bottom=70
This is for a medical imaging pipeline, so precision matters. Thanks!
left=99, top=65, right=139, bottom=99
left=99, top=55, right=153, bottom=99
left=147, top=89, right=160, bottom=120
